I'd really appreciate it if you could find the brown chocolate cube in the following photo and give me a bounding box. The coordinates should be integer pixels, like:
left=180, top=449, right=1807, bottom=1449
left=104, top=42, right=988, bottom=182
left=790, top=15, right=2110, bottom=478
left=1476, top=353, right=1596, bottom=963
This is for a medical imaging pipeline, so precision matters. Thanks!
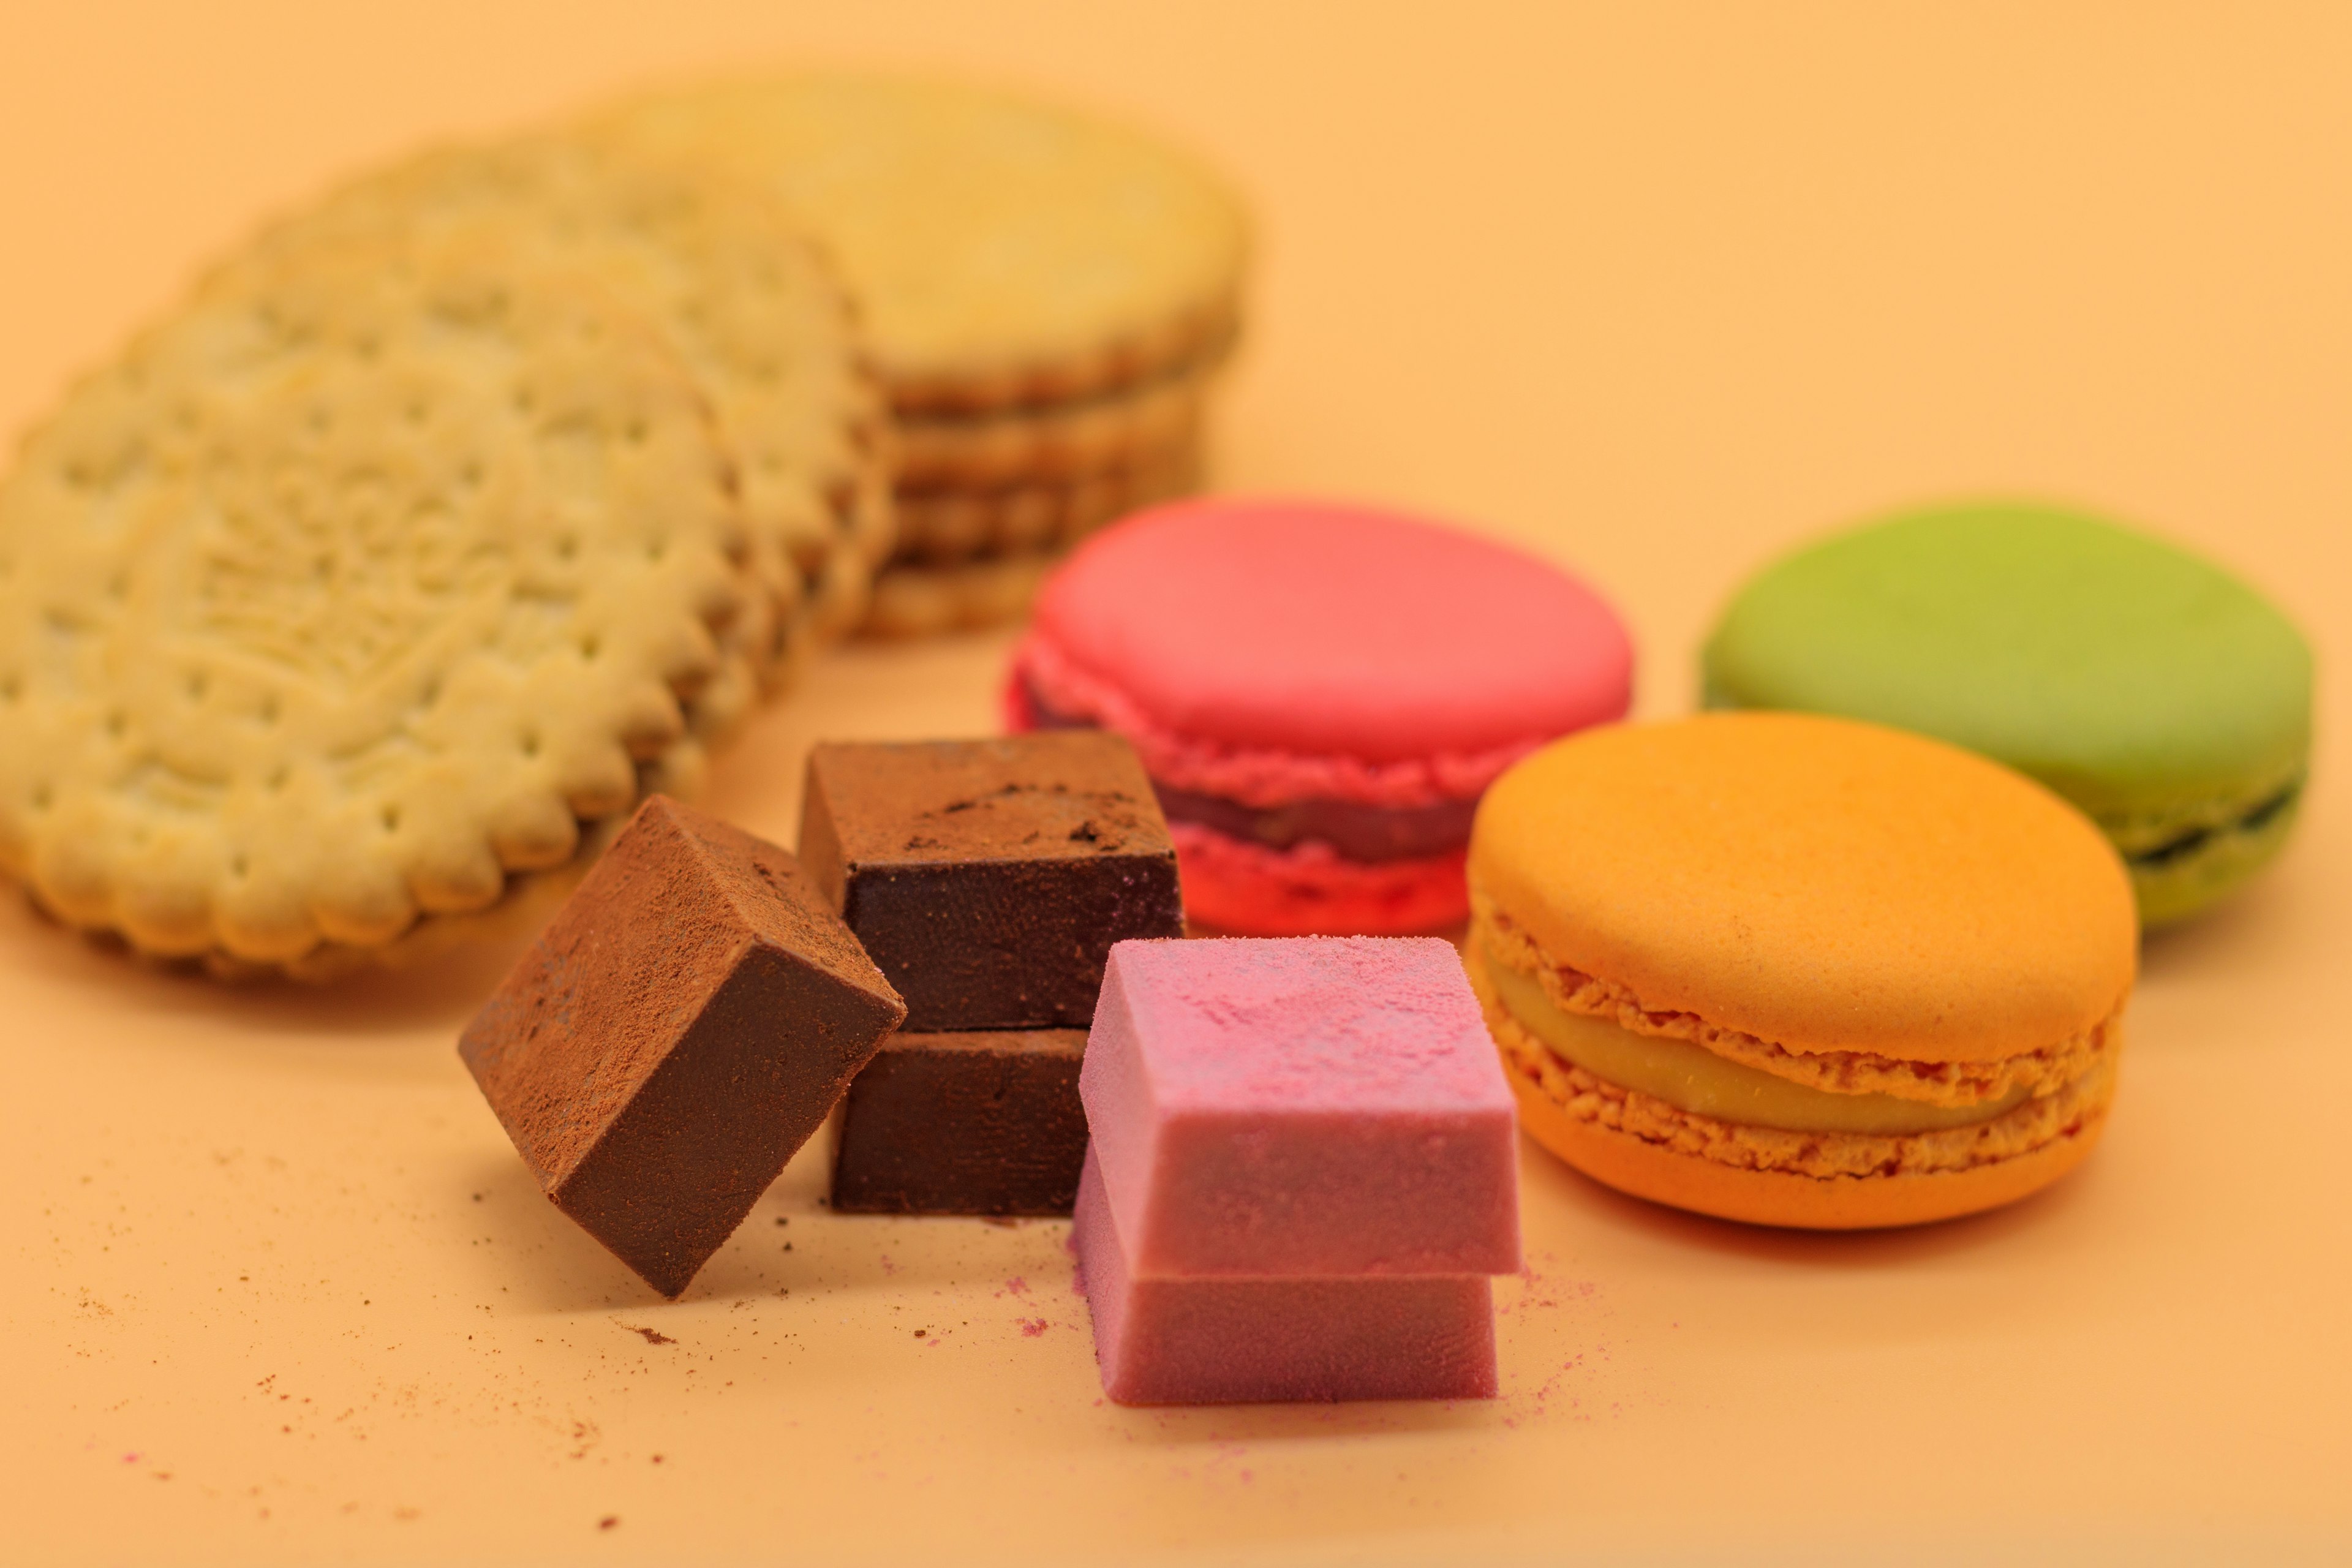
left=831, top=1030, right=1090, bottom=1215
left=797, top=734, right=1185, bottom=1031
left=459, top=795, right=905, bottom=1297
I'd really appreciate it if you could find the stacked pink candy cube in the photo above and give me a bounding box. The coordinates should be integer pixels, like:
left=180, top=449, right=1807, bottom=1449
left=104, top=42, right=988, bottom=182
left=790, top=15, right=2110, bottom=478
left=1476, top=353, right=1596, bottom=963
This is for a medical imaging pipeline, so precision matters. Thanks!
left=1072, top=936, right=1522, bottom=1404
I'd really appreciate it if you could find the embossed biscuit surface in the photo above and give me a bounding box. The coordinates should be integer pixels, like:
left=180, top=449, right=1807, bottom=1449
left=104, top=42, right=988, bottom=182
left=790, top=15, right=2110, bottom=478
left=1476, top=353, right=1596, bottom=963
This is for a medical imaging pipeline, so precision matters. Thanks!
left=220, top=135, right=891, bottom=671
left=0, top=228, right=747, bottom=967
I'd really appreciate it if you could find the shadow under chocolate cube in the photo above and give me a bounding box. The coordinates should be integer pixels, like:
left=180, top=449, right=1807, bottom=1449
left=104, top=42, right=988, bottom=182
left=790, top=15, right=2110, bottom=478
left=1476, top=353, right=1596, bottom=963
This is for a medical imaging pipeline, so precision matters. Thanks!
left=797, top=733, right=1185, bottom=1031
left=831, top=1028, right=1090, bottom=1215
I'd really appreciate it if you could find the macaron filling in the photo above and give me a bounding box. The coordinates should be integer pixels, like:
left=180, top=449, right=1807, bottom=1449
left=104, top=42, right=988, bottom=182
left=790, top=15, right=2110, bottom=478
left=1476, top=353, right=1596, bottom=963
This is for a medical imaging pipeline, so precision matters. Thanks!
left=1152, top=782, right=1474, bottom=862
left=2134, top=797, right=2305, bottom=930
left=2125, top=778, right=2299, bottom=867
left=1022, top=679, right=1480, bottom=863
left=1480, top=945, right=2033, bottom=1137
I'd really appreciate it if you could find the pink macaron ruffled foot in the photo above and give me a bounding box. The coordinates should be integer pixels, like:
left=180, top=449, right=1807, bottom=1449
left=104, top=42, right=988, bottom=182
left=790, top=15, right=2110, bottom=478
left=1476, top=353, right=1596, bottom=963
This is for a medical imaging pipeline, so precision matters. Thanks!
left=1167, top=823, right=1469, bottom=935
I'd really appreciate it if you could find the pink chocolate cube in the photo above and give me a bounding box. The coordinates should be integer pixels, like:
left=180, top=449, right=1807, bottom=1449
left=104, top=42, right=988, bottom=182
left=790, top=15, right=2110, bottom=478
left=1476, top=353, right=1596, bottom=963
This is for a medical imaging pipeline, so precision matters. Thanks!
left=1079, top=937, right=1521, bottom=1278
left=1072, top=1150, right=1499, bottom=1404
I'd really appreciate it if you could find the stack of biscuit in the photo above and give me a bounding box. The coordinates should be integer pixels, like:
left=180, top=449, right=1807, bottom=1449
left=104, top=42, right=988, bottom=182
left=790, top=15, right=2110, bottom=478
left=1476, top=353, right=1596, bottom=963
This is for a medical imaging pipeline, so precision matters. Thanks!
left=589, top=74, right=1250, bottom=636
left=0, top=72, right=1246, bottom=979
left=0, top=134, right=888, bottom=977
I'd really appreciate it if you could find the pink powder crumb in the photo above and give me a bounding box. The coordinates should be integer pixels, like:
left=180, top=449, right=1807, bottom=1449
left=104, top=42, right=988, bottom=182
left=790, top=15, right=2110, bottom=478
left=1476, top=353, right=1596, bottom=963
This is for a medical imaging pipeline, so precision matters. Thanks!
left=1019, top=1319, right=1052, bottom=1337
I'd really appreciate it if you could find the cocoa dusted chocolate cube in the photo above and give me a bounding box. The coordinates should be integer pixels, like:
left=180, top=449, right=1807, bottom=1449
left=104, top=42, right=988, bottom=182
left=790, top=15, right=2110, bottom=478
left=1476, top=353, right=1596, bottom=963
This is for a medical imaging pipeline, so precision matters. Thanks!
left=459, top=795, right=906, bottom=1298
left=797, top=734, right=1185, bottom=1031
left=831, top=1029, right=1091, bottom=1215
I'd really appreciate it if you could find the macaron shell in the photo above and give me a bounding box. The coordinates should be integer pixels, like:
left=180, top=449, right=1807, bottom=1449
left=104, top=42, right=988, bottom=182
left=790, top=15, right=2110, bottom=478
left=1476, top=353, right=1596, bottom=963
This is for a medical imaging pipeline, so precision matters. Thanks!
left=1502, top=1051, right=2109, bottom=1229
left=1023, top=498, right=1633, bottom=766
left=1469, top=712, right=2137, bottom=1063
left=1701, top=502, right=2313, bottom=824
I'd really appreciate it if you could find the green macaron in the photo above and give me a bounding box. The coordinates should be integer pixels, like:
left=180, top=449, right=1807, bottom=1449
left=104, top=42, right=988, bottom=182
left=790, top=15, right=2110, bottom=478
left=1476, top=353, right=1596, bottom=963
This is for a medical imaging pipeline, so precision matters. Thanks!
left=1702, top=501, right=2313, bottom=927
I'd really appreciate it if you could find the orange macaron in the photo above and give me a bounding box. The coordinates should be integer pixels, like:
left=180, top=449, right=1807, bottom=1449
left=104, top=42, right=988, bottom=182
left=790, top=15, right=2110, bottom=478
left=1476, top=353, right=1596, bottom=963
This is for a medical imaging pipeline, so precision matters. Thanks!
left=1465, top=712, right=2138, bottom=1229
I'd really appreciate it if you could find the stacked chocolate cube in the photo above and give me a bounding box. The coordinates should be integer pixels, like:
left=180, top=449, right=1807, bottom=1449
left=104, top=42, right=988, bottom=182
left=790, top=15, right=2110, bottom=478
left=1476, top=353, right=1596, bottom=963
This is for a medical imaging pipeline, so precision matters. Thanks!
left=797, top=733, right=1187, bottom=1215
left=1072, top=935, right=1522, bottom=1403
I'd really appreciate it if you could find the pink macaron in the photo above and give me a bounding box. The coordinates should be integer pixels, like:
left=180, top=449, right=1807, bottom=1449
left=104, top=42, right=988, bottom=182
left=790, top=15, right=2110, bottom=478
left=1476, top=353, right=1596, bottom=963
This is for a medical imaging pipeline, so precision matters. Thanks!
left=1005, top=497, right=1634, bottom=934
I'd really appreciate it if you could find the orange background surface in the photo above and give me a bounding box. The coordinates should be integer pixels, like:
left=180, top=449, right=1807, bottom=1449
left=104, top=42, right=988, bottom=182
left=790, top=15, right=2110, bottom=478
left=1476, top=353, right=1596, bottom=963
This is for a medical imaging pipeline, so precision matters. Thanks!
left=2, top=4, right=2348, bottom=1562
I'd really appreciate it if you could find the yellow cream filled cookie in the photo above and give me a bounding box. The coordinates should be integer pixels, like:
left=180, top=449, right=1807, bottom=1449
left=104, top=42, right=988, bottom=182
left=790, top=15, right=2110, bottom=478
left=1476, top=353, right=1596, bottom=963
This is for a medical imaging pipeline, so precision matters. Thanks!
left=1466, top=712, right=2137, bottom=1229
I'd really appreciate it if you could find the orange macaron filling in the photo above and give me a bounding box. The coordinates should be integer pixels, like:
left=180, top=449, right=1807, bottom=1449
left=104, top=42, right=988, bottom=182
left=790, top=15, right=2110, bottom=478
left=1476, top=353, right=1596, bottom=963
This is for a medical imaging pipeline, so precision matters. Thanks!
left=1476, top=944, right=2040, bottom=1138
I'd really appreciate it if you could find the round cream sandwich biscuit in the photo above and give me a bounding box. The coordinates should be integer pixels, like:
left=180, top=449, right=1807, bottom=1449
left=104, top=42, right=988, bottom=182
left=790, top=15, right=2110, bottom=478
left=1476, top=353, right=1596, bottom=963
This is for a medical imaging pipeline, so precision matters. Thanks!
left=0, top=227, right=749, bottom=969
left=586, top=73, right=1249, bottom=415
